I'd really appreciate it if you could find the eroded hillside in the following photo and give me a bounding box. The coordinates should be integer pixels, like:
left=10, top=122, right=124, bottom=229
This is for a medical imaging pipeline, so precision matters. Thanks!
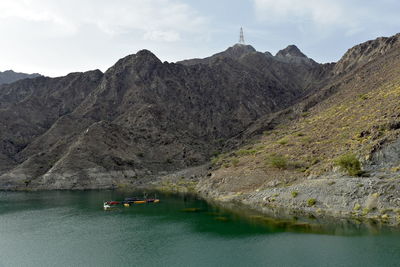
left=0, top=45, right=328, bottom=189
left=198, top=34, right=400, bottom=225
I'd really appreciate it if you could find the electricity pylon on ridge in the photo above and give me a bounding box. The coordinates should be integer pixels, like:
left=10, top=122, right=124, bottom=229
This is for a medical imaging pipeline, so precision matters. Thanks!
left=239, top=27, right=245, bottom=45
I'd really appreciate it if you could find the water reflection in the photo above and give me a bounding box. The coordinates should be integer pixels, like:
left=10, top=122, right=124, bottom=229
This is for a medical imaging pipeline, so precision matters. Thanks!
left=0, top=190, right=398, bottom=237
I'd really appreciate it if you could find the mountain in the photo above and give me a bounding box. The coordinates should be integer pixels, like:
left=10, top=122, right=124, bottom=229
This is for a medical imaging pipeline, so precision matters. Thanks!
left=179, top=43, right=318, bottom=67
left=0, top=70, right=41, bottom=85
left=0, top=71, right=103, bottom=172
left=334, top=33, right=400, bottom=75
left=1, top=30, right=400, bottom=228
left=275, top=45, right=318, bottom=66
left=0, top=45, right=328, bottom=190
left=198, top=33, right=400, bottom=224
left=178, top=44, right=256, bottom=65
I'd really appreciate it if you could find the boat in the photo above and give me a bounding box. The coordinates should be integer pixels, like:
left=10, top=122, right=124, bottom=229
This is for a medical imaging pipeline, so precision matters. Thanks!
left=103, top=201, right=120, bottom=210
left=122, top=198, right=160, bottom=205
left=146, top=198, right=160, bottom=203
left=103, top=195, right=160, bottom=209
left=122, top=194, right=160, bottom=205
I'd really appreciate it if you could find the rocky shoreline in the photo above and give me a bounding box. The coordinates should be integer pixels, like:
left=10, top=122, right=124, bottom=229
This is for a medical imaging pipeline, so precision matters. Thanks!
left=2, top=162, right=400, bottom=228
left=136, top=164, right=400, bottom=228
left=198, top=175, right=400, bottom=227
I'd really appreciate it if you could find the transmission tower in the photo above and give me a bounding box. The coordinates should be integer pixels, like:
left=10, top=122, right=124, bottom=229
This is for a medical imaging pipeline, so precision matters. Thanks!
left=239, top=27, right=245, bottom=45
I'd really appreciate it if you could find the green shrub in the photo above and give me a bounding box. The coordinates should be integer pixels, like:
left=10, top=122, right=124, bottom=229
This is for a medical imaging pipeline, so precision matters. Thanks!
left=223, top=163, right=231, bottom=168
left=231, top=158, right=240, bottom=167
left=301, top=112, right=310, bottom=117
left=211, top=154, right=225, bottom=166
left=362, top=208, right=370, bottom=215
left=307, top=198, right=316, bottom=206
left=267, top=154, right=288, bottom=169
left=291, top=191, right=298, bottom=198
left=353, top=203, right=361, bottom=211
left=334, top=153, right=363, bottom=176
left=277, top=137, right=289, bottom=145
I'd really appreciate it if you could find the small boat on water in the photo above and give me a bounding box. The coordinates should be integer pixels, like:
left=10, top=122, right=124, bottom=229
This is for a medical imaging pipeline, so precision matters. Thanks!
left=103, top=201, right=121, bottom=210
left=103, top=195, right=160, bottom=209
left=122, top=196, right=160, bottom=206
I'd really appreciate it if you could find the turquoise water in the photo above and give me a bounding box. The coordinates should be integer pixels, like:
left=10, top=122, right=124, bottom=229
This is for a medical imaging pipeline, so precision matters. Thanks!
left=0, top=191, right=400, bottom=267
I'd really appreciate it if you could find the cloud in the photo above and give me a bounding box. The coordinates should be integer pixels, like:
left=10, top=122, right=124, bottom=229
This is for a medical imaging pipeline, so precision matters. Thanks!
left=0, top=0, right=207, bottom=39
left=0, top=0, right=211, bottom=76
left=252, top=0, right=363, bottom=33
left=0, top=1, right=77, bottom=35
left=143, top=30, right=181, bottom=42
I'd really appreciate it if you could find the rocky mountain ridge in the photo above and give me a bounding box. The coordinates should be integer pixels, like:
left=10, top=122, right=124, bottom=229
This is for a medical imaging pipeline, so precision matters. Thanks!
left=0, top=43, right=329, bottom=189
left=179, top=43, right=317, bottom=67
left=197, top=33, right=400, bottom=226
left=334, top=33, right=400, bottom=75
left=0, top=70, right=41, bottom=85
left=0, top=33, right=399, bottom=198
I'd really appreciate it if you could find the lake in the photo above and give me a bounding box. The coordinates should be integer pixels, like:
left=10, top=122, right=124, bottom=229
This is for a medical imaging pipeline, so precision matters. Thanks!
left=0, top=191, right=399, bottom=267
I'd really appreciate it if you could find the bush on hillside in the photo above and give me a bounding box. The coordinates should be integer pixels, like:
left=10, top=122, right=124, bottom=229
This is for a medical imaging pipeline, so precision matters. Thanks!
left=334, top=153, right=363, bottom=176
left=307, top=198, right=316, bottom=206
left=267, top=154, right=288, bottom=169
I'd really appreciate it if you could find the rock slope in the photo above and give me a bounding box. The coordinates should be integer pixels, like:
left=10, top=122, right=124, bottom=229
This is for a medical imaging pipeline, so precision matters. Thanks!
left=0, top=45, right=328, bottom=189
left=198, top=33, right=400, bottom=225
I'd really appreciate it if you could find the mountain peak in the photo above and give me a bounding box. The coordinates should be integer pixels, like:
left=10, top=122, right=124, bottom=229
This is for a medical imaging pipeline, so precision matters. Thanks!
left=274, top=45, right=317, bottom=66
left=107, top=49, right=162, bottom=73
left=136, top=49, right=158, bottom=58
left=225, top=44, right=257, bottom=57
left=276, top=45, right=307, bottom=58
left=176, top=44, right=256, bottom=66
left=132, top=49, right=162, bottom=65
left=0, top=70, right=41, bottom=85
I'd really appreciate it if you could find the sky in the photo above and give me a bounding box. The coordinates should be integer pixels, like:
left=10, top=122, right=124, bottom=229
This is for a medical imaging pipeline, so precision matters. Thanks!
left=0, top=0, right=399, bottom=77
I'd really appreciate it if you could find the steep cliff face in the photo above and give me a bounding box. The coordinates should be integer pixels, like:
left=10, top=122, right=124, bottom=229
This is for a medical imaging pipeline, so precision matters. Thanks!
left=0, top=45, right=328, bottom=189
